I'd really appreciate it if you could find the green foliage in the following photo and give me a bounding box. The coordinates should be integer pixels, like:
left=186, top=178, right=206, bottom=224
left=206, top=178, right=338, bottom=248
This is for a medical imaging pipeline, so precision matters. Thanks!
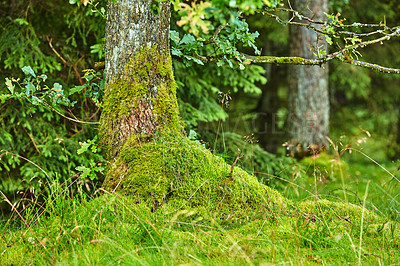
left=0, top=66, right=105, bottom=213
left=3, top=67, right=74, bottom=107
left=0, top=0, right=107, bottom=213
left=76, top=137, right=105, bottom=181
left=2, top=164, right=399, bottom=264
left=170, top=0, right=282, bottom=67
left=174, top=59, right=266, bottom=130
left=0, top=18, right=61, bottom=73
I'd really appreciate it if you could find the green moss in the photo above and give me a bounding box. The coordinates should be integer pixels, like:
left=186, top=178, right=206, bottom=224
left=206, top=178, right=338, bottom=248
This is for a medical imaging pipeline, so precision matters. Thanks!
left=99, top=46, right=181, bottom=154
left=253, top=56, right=323, bottom=65
left=98, top=46, right=393, bottom=257
left=104, top=133, right=289, bottom=217
left=300, top=152, right=349, bottom=181
left=104, top=130, right=387, bottom=232
left=298, top=199, right=384, bottom=225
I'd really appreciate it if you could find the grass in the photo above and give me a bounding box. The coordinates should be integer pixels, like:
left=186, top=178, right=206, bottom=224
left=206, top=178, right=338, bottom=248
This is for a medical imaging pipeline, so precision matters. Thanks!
left=273, top=150, right=400, bottom=223
left=1, top=141, right=400, bottom=265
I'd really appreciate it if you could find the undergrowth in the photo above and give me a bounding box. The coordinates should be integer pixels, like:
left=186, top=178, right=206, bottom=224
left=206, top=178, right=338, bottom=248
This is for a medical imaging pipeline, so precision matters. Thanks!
left=1, top=136, right=400, bottom=265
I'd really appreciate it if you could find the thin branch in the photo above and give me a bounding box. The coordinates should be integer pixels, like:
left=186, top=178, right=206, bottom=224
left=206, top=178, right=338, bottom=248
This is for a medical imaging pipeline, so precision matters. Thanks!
left=204, top=24, right=227, bottom=45
left=271, top=7, right=393, bottom=29
left=21, top=124, right=40, bottom=154
left=43, top=102, right=100, bottom=125
left=240, top=54, right=400, bottom=74
left=229, top=148, right=244, bottom=176
left=72, top=55, right=85, bottom=85
left=240, top=54, right=324, bottom=65
left=261, top=10, right=400, bottom=40
left=187, top=51, right=400, bottom=74
left=46, top=36, right=67, bottom=65
left=349, top=60, right=400, bottom=74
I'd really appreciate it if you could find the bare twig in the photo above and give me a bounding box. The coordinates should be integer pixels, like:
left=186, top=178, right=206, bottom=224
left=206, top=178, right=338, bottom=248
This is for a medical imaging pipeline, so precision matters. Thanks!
left=46, top=36, right=67, bottom=65
left=21, top=124, right=40, bottom=154
left=0, top=150, right=50, bottom=180
left=43, top=102, right=100, bottom=125
left=229, top=149, right=244, bottom=176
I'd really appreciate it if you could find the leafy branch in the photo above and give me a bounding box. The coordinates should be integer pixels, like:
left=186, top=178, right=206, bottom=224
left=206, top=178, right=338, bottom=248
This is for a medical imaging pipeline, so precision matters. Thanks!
left=171, top=1, right=400, bottom=74
left=2, top=66, right=102, bottom=124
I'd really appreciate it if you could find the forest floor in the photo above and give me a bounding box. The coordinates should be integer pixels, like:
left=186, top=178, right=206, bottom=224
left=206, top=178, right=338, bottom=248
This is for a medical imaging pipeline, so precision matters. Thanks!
left=1, top=151, right=399, bottom=265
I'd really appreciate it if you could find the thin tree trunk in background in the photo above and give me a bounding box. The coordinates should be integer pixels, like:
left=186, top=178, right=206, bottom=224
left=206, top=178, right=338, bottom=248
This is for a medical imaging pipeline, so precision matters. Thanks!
left=100, top=0, right=180, bottom=158
left=288, top=0, right=329, bottom=157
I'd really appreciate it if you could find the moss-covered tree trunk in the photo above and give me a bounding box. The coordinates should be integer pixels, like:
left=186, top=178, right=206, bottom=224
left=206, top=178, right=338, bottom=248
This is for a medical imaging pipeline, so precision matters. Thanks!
left=100, top=0, right=183, bottom=200
left=100, top=0, right=180, bottom=158
left=98, top=0, right=288, bottom=212
left=288, top=0, right=329, bottom=157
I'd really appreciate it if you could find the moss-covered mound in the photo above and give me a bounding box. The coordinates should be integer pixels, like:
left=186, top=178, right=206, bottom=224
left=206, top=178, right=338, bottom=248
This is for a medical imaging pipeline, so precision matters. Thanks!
left=3, top=151, right=399, bottom=264
left=104, top=133, right=289, bottom=217
left=300, top=152, right=349, bottom=181
left=298, top=199, right=383, bottom=225
left=103, top=133, right=391, bottom=229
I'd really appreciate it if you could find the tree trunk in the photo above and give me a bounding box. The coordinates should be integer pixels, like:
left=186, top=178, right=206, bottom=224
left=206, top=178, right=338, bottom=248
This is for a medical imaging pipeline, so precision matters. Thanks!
left=288, top=0, right=329, bottom=157
left=99, top=0, right=183, bottom=203
left=100, top=0, right=180, bottom=158
left=98, top=0, right=288, bottom=211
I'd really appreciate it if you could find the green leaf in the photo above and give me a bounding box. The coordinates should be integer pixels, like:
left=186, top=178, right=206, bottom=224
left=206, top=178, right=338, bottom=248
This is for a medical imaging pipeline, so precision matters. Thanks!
left=171, top=47, right=183, bottom=56
left=22, top=66, right=36, bottom=77
left=25, top=83, right=35, bottom=96
left=69, top=85, right=86, bottom=95
left=184, top=55, right=204, bottom=65
left=170, top=30, right=180, bottom=44
left=5, top=78, right=14, bottom=94
left=188, top=130, right=198, bottom=140
left=31, top=96, right=42, bottom=105
left=180, top=34, right=196, bottom=45
left=76, top=165, right=91, bottom=180
left=14, top=18, right=29, bottom=25
left=77, top=141, right=91, bottom=154
left=0, top=94, right=11, bottom=103
left=53, top=83, right=62, bottom=91
left=325, top=35, right=333, bottom=45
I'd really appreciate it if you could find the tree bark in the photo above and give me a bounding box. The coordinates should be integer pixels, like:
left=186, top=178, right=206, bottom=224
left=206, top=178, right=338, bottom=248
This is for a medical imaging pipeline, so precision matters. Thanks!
left=97, top=0, right=288, bottom=211
left=100, top=0, right=180, bottom=158
left=288, top=0, right=329, bottom=157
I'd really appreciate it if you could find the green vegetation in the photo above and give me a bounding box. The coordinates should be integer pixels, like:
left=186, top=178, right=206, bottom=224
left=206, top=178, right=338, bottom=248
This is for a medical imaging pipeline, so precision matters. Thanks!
left=1, top=0, right=400, bottom=264
left=100, top=47, right=181, bottom=156
left=2, top=153, right=399, bottom=264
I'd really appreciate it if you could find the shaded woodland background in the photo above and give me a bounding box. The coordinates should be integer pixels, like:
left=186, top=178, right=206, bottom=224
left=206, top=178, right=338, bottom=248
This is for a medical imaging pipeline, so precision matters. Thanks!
left=1, top=0, right=400, bottom=213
